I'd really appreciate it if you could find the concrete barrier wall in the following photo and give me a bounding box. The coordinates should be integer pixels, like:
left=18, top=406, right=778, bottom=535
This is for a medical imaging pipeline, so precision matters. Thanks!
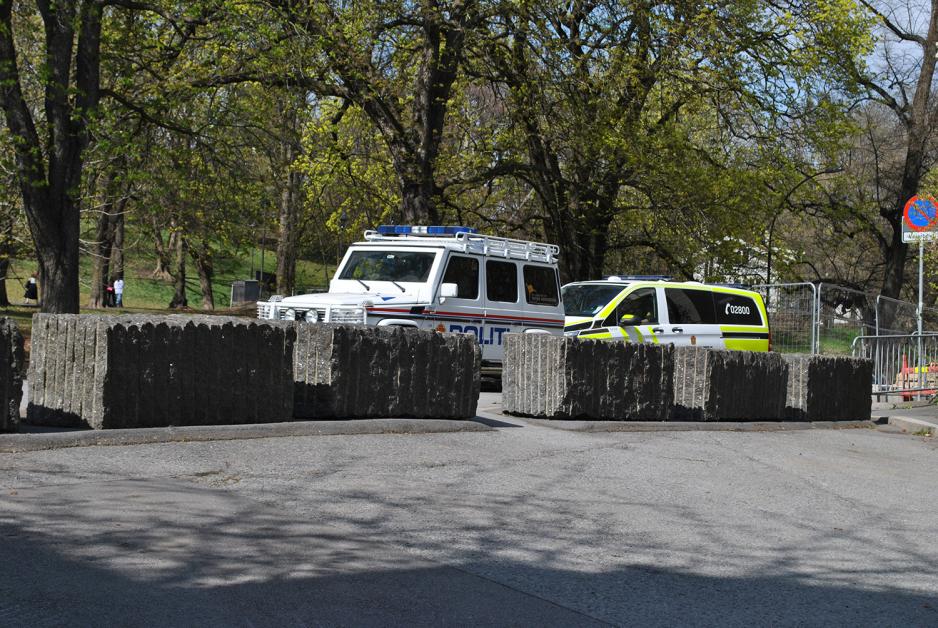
left=502, top=334, right=674, bottom=420
left=0, top=317, right=25, bottom=432
left=293, top=324, right=480, bottom=419
left=27, top=314, right=295, bottom=429
left=672, top=347, right=789, bottom=421
left=784, top=354, right=873, bottom=420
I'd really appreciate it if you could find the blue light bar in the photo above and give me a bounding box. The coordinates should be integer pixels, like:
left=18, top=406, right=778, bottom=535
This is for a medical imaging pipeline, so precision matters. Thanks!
left=376, top=225, right=478, bottom=236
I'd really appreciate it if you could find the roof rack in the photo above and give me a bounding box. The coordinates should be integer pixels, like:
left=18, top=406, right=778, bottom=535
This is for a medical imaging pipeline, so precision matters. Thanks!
left=362, top=229, right=559, bottom=263
left=604, top=275, right=674, bottom=282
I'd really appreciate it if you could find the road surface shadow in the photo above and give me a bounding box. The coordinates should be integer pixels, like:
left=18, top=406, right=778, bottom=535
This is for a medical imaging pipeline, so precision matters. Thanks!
left=1, top=478, right=935, bottom=626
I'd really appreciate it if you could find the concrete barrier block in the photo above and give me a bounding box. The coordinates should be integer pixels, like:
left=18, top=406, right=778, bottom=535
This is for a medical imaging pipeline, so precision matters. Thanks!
left=0, top=317, right=25, bottom=432
left=292, top=324, right=480, bottom=419
left=27, top=314, right=295, bottom=429
left=672, top=347, right=789, bottom=421
left=502, top=334, right=674, bottom=420
left=783, top=354, right=873, bottom=420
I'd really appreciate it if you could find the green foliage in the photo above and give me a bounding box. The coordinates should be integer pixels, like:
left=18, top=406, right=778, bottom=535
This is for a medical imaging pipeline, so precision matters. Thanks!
left=294, top=99, right=398, bottom=242
left=459, top=0, right=875, bottom=279
left=0, top=0, right=894, bottom=301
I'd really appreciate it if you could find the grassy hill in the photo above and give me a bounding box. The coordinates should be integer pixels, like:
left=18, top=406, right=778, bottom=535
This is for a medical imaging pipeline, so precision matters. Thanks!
left=1, top=247, right=337, bottom=342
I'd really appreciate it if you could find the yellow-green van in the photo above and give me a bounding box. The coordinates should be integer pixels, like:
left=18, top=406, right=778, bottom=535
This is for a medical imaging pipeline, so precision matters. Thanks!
left=561, top=278, right=770, bottom=351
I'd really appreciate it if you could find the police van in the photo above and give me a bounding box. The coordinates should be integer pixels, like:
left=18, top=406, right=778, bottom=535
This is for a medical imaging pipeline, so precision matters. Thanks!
left=562, top=277, right=771, bottom=351
left=256, top=225, right=566, bottom=369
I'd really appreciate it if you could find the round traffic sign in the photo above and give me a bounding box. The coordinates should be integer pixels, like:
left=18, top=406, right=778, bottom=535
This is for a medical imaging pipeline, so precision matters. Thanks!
left=904, top=196, right=938, bottom=231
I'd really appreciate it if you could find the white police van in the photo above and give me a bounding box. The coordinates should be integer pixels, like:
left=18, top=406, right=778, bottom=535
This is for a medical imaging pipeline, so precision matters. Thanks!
left=256, top=225, right=565, bottom=369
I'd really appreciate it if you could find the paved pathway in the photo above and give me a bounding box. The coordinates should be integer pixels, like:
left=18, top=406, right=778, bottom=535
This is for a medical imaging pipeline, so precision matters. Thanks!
left=1, top=395, right=936, bottom=626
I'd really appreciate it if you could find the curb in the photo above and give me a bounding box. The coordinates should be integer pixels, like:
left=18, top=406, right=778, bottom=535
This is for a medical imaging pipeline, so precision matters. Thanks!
left=0, top=418, right=493, bottom=453
left=886, top=416, right=937, bottom=436
left=870, top=400, right=934, bottom=411
left=516, top=418, right=876, bottom=433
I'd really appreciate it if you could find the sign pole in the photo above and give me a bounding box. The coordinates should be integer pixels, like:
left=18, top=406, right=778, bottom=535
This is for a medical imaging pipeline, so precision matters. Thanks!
left=919, top=237, right=925, bottom=394
left=901, top=195, right=937, bottom=398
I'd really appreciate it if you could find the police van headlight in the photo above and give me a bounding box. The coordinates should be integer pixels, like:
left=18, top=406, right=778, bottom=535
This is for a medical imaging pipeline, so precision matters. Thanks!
left=283, top=308, right=296, bottom=321
left=304, top=310, right=319, bottom=323
left=329, top=306, right=366, bottom=324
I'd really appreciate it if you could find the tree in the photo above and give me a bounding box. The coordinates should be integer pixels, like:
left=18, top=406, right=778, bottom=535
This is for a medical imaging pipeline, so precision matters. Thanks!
left=201, top=0, right=489, bottom=224
left=473, top=0, right=872, bottom=281
left=0, top=129, right=31, bottom=307
left=830, top=1, right=938, bottom=303
left=293, top=98, right=399, bottom=264
left=97, top=4, right=271, bottom=309
left=0, top=0, right=105, bottom=312
left=87, top=166, right=132, bottom=308
left=237, top=86, right=311, bottom=297
left=273, top=95, right=304, bottom=296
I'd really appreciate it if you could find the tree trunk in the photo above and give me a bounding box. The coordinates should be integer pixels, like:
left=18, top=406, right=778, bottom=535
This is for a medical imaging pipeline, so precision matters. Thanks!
left=152, top=230, right=173, bottom=279
left=169, top=228, right=188, bottom=308
left=880, top=223, right=908, bottom=298
left=88, top=204, right=114, bottom=308
left=149, top=215, right=173, bottom=279
left=0, top=217, right=13, bottom=307
left=555, top=224, right=611, bottom=283
left=0, top=258, right=9, bottom=307
left=190, top=242, right=214, bottom=310
left=400, top=177, right=441, bottom=224
left=276, top=147, right=301, bottom=295
left=108, top=205, right=125, bottom=283
left=37, top=234, right=80, bottom=313
left=542, top=193, right=613, bottom=283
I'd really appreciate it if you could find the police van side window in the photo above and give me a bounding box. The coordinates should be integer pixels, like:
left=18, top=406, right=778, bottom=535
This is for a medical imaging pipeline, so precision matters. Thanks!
left=665, top=289, right=716, bottom=324
left=604, top=288, right=657, bottom=327
left=523, top=265, right=559, bottom=306
left=441, top=255, right=479, bottom=300
left=486, top=261, right=519, bottom=303
left=714, top=293, right=763, bottom=325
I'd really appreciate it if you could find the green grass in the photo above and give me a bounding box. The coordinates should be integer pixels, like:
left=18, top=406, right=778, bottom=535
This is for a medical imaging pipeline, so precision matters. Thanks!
left=818, top=326, right=862, bottom=355
left=0, top=247, right=337, bottom=344
left=3, top=250, right=336, bottom=312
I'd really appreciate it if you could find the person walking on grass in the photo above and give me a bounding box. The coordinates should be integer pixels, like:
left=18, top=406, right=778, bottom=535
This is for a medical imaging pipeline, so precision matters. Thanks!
left=23, top=273, right=37, bottom=304
left=114, top=276, right=124, bottom=307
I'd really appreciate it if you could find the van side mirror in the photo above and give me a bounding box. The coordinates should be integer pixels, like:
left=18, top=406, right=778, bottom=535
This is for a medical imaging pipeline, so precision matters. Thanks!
left=440, top=283, right=458, bottom=298
left=620, top=313, right=636, bottom=324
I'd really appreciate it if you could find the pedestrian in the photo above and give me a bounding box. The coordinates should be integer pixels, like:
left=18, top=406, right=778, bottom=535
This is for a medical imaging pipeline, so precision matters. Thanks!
left=105, top=283, right=114, bottom=307
left=23, top=273, right=37, bottom=304
left=114, top=275, right=124, bottom=307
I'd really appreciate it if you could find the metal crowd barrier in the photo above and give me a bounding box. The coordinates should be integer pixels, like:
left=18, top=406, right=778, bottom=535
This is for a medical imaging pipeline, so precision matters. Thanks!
left=851, top=333, right=938, bottom=401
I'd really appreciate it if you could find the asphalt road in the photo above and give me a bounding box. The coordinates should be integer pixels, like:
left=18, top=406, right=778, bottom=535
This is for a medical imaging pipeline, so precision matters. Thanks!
left=2, top=394, right=937, bottom=627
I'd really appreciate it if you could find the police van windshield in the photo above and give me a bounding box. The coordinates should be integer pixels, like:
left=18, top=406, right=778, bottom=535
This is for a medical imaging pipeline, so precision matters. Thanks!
left=339, top=250, right=437, bottom=283
left=562, top=284, right=626, bottom=317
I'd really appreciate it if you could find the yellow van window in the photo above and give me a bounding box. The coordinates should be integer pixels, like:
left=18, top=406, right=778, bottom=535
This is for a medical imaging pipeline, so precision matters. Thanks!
left=604, top=288, right=658, bottom=327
